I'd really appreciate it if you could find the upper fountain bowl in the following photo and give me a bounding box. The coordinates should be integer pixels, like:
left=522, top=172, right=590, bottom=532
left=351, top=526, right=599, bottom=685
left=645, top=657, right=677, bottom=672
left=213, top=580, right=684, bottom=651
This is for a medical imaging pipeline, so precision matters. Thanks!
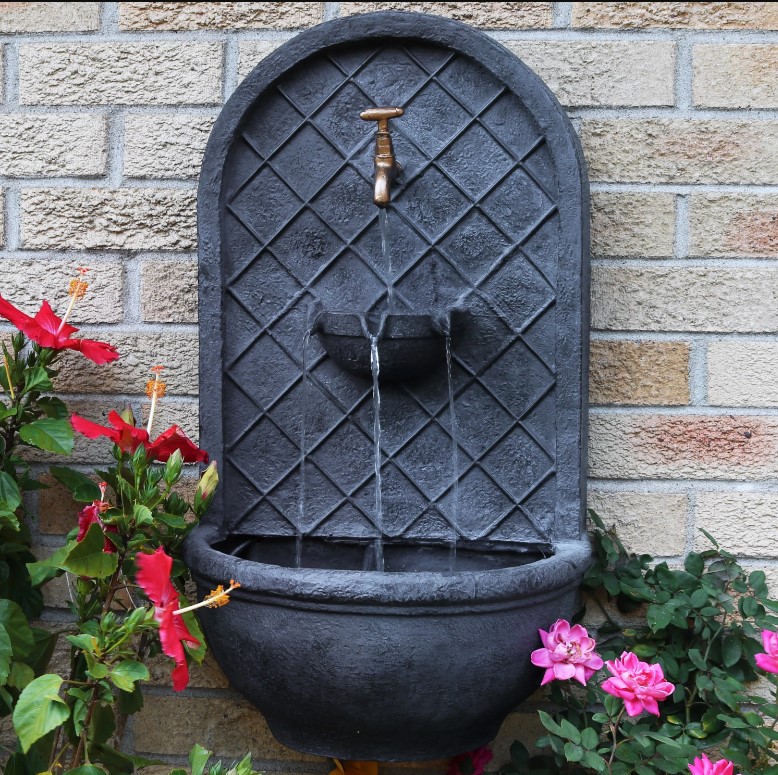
left=314, top=311, right=445, bottom=381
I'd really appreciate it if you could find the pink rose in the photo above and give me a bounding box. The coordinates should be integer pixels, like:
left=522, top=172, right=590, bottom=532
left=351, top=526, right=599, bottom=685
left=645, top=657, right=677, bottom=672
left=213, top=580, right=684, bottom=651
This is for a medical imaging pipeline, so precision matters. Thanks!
left=601, top=651, right=675, bottom=717
left=447, top=747, right=493, bottom=775
left=530, top=619, right=603, bottom=686
left=755, top=629, right=778, bottom=674
left=688, top=753, right=739, bottom=775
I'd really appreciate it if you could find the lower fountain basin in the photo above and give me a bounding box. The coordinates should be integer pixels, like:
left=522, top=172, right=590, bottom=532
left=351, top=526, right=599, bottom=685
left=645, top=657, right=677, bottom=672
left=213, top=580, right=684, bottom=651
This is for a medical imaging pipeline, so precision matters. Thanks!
left=184, top=524, right=591, bottom=761
left=314, top=311, right=444, bottom=380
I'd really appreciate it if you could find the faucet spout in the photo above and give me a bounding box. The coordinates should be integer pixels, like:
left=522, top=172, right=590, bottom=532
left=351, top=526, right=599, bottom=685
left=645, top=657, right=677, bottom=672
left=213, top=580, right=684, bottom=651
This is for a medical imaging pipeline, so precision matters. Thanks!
left=360, top=107, right=404, bottom=207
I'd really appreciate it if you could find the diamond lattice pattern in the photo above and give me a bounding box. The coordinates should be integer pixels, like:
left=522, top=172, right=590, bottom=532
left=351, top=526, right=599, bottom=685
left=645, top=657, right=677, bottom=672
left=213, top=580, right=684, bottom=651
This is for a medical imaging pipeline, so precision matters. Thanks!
left=221, top=42, right=561, bottom=545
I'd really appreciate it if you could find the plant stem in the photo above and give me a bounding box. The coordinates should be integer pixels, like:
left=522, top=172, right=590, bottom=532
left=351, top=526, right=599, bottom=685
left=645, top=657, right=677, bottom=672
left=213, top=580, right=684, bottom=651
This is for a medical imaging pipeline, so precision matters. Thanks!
left=607, top=707, right=625, bottom=775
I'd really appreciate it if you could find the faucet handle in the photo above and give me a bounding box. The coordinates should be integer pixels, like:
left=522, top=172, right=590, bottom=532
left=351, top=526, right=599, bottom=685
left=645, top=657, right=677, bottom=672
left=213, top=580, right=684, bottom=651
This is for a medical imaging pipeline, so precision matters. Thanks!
left=360, top=107, right=404, bottom=131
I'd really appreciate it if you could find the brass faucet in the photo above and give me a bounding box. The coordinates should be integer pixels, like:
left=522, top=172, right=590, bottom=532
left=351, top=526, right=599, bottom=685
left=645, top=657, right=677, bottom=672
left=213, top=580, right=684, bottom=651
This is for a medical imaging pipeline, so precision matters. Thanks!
left=360, top=107, right=404, bottom=207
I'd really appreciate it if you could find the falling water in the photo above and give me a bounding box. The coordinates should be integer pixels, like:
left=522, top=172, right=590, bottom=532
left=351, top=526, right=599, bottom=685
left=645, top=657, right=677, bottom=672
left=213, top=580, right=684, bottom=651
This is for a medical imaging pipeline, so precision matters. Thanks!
left=379, top=208, right=394, bottom=312
left=296, top=328, right=311, bottom=569
left=370, top=335, right=384, bottom=571
left=446, top=335, right=459, bottom=571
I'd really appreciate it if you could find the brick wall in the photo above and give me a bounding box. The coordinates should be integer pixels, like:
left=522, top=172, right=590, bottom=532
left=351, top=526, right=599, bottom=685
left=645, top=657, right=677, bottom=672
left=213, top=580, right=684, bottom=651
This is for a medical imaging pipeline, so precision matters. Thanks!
left=2, top=2, right=777, bottom=771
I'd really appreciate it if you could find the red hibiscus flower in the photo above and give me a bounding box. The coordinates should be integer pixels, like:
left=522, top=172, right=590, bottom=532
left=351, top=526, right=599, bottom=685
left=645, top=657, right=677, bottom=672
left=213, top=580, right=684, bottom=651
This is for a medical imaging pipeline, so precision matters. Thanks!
left=0, top=295, right=118, bottom=365
left=76, top=502, right=118, bottom=553
left=71, top=411, right=208, bottom=464
left=447, top=747, right=493, bottom=775
left=135, top=547, right=200, bottom=692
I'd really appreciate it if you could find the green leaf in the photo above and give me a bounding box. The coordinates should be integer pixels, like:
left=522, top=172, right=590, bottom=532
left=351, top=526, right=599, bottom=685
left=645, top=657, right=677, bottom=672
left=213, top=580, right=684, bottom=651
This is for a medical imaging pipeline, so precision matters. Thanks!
left=133, top=504, right=153, bottom=526
left=690, top=588, right=709, bottom=608
left=538, top=710, right=563, bottom=736
left=581, top=727, right=599, bottom=750
left=12, top=673, right=70, bottom=753
left=0, top=471, right=22, bottom=512
left=722, top=635, right=743, bottom=667
left=60, top=523, right=118, bottom=579
left=26, top=542, right=72, bottom=586
left=685, top=552, right=705, bottom=576
left=0, top=599, right=34, bottom=658
left=63, top=767, right=107, bottom=775
left=49, top=466, right=101, bottom=502
left=688, top=648, right=707, bottom=671
left=22, top=366, right=53, bottom=395
left=36, top=396, right=69, bottom=419
left=19, top=418, right=74, bottom=455
left=559, top=718, right=581, bottom=745
left=647, top=603, right=673, bottom=631
left=190, top=743, right=213, bottom=775
left=8, top=661, right=35, bottom=690
left=109, top=659, right=150, bottom=692
left=582, top=751, right=608, bottom=772
left=0, top=625, right=12, bottom=684
left=563, top=742, right=583, bottom=762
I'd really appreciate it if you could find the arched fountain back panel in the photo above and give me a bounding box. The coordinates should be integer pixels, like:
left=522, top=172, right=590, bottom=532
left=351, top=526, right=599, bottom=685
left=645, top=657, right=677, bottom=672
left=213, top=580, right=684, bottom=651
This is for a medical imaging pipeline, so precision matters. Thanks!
left=200, top=12, right=589, bottom=555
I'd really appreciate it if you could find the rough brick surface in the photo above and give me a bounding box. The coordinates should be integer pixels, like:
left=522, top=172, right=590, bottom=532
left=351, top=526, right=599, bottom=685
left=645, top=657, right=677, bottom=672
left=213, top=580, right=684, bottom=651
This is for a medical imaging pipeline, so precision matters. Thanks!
left=590, top=340, right=689, bottom=406
left=587, top=491, right=688, bottom=555
left=695, top=493, right=778, bottom=556
left=689, top=194, right=778, bottom=258
left=591, top=193, right=675, bottom=258
left=592, top=267, right=778, bottom=333
left=134, top=696, right=325, bottom=759
left=573, top=3, right=778, bottom=29
left=55, top=332, right=198, bottom=396
left=0, top=3, right=100, bottom=32
left=582, top=120, right=778, bottom=185
left=694, top=45, right=778, bottom=109
left=338, top=2, right=553, bottom=28
left=124, top=114, right=214, bottom=179
left=238, top=40, right=285, bottom=81
left=590, top=413, right=778, bottom=480
left=20, top=189, right=196, bottom=250
left=0, top=259, right=123, bottom=324
left=147, top=651, right=229, bottom=690
left=37, top=474, right=82, bottom=535
left=708, top=341, right=778, bottom=408
left=141, top=260, right=198, bottom=323
left=0, top=114, right=106, bottom=177
left=506, top=41, right=675, bottom=107
left=120, top=2, right=322, bottom=30
left=19, top=43, right=223, bottom=106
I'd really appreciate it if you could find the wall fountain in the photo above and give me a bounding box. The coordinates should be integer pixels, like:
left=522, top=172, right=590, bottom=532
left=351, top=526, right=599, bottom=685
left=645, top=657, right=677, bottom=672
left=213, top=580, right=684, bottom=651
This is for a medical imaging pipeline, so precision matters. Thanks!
left=185, top=10, right=590, bottom=761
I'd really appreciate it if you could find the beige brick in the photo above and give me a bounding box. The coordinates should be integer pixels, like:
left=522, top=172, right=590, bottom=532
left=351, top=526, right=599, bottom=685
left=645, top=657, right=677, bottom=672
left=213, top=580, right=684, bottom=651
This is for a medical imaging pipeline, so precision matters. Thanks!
left=588, top=491, right=688, bottom=556
left=338, top=2, right=553, bottom=28
left=708, top=341, right=778, bottom=408
left=141, top=260, right=198, bottom=323
left=590, top=413, right=778, bottom=480
left=238, top=40, right=286, bottom=81
left=506, top=41, right=674, bottom=107
left=135, top=696, right=324, bottom=760
left=0, top=190, right=5, bottom=247
left=490, top=712, right=546, bottom=759
left=31, top=545, right=71, bottom=608
left=694, top=45, right=778, bottom=109
left=582, top=120, right=778, bottom=185
left=592, top=267, right=778, bottom=333
left=591, top=192, right=675, bottom=258
left=0, top=114, right=106, bottom=177
left=590, top=340, right=690, bottom=406
left=20, top=43, right=223, bottom=106
left=695, top=492, right=778, bottom=556
left=0, top=259, right=123, bottom=324
left=55, top=331, right=198, bottom=396
left=124, top=114, right=214, bottom=179
left=148, top=651, right=229, bottom=690
left=21, top=189, right=196, bottom=251
left=689, top=194, right=778, bottom=258
left=573, top=3, right=778, bottom=29
left=120, top=2, right=322, bottom=30
left=37, top=474, right=83, bottom=535
left=0, top=3, right=100, bottom=32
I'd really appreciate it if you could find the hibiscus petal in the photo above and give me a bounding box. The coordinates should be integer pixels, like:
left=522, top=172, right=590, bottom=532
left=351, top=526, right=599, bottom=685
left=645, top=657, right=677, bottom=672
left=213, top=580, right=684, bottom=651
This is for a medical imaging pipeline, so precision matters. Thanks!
left=77, top=338, right=120, bottom=365
left=34, top=300, right=77, bottom=338
left=170, top=659, right=190, bottom=692
left=148, top=425, right=209, bottom=464
left=135, top=547, right=175, bottom=607
left=71, top=413, right=121, bottom=442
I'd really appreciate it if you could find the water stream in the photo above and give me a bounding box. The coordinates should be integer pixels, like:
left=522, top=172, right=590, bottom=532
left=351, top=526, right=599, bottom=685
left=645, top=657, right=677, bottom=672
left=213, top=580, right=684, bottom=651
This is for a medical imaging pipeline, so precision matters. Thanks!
left=296, top=328, right=311, bottom=568
left=445, top=334, right=459, bottom=571
left=379, top=208, right=394, bottom=312
left=370, top=335, right=384, bottom=571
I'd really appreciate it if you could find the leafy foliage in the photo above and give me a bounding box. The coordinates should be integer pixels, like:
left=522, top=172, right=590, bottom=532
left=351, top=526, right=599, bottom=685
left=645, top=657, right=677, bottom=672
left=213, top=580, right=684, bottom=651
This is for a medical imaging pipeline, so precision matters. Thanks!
left=501, top=511, right=778, bottom=775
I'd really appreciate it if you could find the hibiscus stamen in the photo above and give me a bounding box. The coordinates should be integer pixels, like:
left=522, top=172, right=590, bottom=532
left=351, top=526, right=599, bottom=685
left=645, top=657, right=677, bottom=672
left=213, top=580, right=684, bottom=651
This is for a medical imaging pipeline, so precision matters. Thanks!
left=145, top=365, right=166, bottom=436
left=2, top=353, right=14, bottom=400
left=173, top=580, right=241, bottom=616
left=57, top=267, right=90, bottom=334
